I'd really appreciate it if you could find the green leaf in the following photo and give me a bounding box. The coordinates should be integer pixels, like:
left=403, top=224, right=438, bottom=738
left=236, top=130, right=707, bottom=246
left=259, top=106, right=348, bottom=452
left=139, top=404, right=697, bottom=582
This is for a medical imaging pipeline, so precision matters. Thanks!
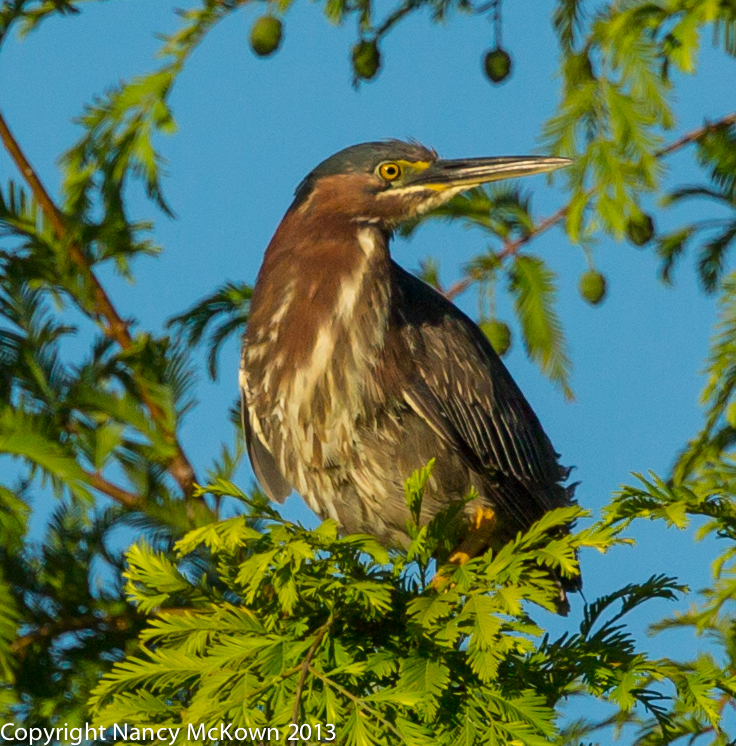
left=396, top=656, right=449, bottom=719
left=167, top=281, right=252, bottom=380
left=509, top=254, right=573, bottom=397
left=0, top=407, right=93, bottom=502
left=553, top=0, right=586, bottom=51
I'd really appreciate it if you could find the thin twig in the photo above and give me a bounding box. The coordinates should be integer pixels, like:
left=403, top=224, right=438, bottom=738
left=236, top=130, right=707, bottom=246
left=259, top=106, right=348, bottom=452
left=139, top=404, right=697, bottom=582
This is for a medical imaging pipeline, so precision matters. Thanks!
left=0, top=107, right=197, bottom=498
left=291, top=616, right=333, bottom=722
left=444, top=276, right=473, bottom=302
left=497, top=203, right=571, bottom=261
left=655, top=112, right=736, bottom=158
left=443, top=110, right=736, bottom=302
left=374, top=0, right=419, bottom=38
left=307, top=665, right=403, bottom=740
left=445, top=203, right=570, bottom=300
left=0, top=112, right=65, bottom=236
left=246, top=665, right=302, bottom=702
left=59, top=421, right=142, bottom=507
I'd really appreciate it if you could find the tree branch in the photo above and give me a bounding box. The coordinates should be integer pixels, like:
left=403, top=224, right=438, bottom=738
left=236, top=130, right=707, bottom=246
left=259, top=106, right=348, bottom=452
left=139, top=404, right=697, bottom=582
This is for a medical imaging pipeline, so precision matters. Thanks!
left=245, top=664, right=302, bottom=702
left=0, top=107, right=197, bottom=498
left=444, top=203, right=570, bottom=300
left=498, top=203, right=570, bottom=261
left=374, top=0, right=419, bottom=38
left=655, top=112, right=736, bottom=158
left=291, top=616, right=332, bottom=722
left=444, top=110, right=736, bottom=302
left=11, top=610, right=138, bottom=661
left=307, top=665, right=404, bottom=740
left=86, top=470, right=142, bottom=508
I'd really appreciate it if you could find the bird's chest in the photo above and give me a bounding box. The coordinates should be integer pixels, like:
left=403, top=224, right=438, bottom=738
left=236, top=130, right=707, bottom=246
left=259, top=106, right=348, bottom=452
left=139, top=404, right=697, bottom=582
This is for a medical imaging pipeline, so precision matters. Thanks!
left=242, top=237, right=393, bottom=496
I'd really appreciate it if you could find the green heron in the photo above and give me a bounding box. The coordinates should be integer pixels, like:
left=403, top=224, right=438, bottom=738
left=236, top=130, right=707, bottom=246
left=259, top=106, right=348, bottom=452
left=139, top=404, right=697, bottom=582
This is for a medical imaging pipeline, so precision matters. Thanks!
left=240, top=140, right=579, bottom=610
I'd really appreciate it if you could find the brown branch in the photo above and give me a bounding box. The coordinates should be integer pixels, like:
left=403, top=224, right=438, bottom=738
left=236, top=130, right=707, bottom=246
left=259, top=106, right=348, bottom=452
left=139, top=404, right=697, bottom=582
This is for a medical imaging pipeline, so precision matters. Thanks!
left=444, top=110, right=736, bottom=302
left=86, top=470, right=141, bottom=508
left=11, top=611, right=137, bottom=660
left=0, top=107, right=197, bottom=498
left=497, top=203, right=571, bottom=261
left=245, top=664, right=303, bottom=702
left=0, top=111, right=66, bottom=236
left=655, top=111, right=736, bottom=158
left=374, top=0, right=419, bottom=38
left=291, top=617, right=332, bottom=722
left=444, top=276, right=473, bottom=302
left=60, top=421, right=141, bottom=507
left=444, top=204, right=570, bottom=300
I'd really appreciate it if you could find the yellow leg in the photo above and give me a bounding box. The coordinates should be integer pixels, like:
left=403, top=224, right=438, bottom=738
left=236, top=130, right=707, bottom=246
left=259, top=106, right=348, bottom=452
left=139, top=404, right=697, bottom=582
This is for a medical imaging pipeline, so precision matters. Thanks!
left=431, top=506, right=496, bottom=590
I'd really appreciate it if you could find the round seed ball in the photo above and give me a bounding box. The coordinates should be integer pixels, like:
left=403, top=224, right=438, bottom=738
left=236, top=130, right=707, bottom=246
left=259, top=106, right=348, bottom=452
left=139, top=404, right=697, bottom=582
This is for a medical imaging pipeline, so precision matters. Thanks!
left=579, top=270, right=607, bottom=305
left=484, top=47, right=512, bottom=83
left=352, top=40, right=381, bottom=80
left=250, top=16, right=283, bottom=57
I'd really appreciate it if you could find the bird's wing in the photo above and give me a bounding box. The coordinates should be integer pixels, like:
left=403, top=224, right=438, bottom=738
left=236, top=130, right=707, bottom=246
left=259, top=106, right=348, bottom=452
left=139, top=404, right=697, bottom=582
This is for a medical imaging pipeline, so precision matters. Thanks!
left=239, top=362, right=292, bottom=504
left=392, top=263, right=570, bottom=527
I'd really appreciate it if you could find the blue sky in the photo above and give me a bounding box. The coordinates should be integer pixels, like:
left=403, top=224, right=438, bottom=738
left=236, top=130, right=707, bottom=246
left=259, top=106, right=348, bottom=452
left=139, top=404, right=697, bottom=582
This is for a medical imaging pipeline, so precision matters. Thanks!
left=2, top=0, right=736, bottom=717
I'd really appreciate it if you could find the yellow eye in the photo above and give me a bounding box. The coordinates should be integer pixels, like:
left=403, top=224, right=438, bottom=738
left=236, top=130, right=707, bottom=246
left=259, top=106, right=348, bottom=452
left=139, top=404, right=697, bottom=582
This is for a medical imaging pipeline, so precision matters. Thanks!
left=378, top=162, right=402, bottom=181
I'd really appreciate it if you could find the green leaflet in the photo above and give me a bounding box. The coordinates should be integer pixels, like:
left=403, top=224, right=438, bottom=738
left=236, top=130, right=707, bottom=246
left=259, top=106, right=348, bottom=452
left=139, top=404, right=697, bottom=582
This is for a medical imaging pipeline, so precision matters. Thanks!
left=167, top=281, right=252, bottom=381
left=509, top=254, right=573, bottom=398
left=0, top=407, right=93, bottom=503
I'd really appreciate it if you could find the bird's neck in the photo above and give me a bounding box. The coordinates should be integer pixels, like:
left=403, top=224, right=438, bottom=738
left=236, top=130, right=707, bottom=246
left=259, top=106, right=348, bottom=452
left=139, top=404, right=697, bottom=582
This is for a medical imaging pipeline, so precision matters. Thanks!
left=245, top=211, right=393, bottom=417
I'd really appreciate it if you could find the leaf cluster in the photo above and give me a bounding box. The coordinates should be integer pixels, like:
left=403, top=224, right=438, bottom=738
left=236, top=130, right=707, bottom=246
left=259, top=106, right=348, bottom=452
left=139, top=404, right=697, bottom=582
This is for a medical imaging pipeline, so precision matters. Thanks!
left=657, top=123, right=736, bottom=292
left=83, top=473, right=697, bottom=746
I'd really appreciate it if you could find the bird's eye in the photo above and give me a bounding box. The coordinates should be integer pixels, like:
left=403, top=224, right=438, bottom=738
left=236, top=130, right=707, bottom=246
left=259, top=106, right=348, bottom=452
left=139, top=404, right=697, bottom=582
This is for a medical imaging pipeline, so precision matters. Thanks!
left=378, top=162, right=402, bottom=182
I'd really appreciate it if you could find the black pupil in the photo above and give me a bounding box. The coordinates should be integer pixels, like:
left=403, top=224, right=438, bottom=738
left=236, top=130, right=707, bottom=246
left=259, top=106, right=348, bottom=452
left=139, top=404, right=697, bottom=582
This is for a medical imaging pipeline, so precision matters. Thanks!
left=386, top=165, right=397, bottom=177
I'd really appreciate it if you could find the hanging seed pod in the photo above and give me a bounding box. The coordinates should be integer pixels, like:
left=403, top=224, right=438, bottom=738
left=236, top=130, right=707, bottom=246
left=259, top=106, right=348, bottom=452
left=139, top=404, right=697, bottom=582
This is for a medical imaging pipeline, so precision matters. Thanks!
left=352, top=40, right=381, bottom=80
left=579, top=270, right=607, bottom=305
left=483, top=47, right=512, bottom=83
left=626, top=213, right=655, bottom=247
left=250, top=16, right=283, bottom=57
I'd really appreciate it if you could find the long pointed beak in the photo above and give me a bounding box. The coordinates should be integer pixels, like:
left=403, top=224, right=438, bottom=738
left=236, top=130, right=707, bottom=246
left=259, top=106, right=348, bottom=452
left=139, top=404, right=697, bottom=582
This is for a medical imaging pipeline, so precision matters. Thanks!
left=406, top=155, right=572, bottom=190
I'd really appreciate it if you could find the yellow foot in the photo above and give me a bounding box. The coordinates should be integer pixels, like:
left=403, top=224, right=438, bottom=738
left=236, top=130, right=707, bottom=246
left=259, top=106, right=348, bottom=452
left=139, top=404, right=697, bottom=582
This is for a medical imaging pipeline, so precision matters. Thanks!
left=447, top=550, right=471, bottom=565
left=431, top=505, right=496, bottom=590
left=471, top=506, right=496, bottom=531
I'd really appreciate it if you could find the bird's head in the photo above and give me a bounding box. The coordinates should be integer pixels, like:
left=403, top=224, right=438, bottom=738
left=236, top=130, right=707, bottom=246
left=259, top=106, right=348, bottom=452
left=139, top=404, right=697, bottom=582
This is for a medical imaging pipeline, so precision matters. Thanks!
left=290, top=140, right=570, bottom=227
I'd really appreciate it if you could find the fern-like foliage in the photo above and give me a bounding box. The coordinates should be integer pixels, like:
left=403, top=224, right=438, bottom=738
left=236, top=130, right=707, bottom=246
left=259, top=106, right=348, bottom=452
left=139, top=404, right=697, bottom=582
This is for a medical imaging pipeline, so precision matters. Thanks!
left=656, top=125, right=736, bottom=292
left=84, top=475, right=695, bottom=746
left=603, top=471, right=736, bottom=746
left=509, top=254, right=572, bottom=399
left=167, top=281, right=252, bottom=380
